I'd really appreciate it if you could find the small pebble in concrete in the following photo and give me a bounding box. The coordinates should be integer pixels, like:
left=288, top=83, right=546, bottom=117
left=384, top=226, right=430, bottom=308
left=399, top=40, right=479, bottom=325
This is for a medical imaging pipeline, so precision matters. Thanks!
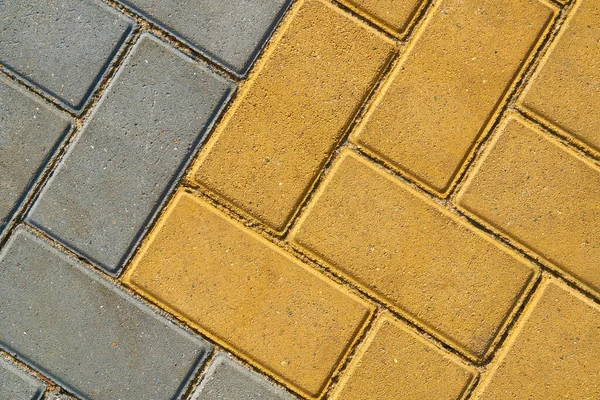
left=0, top=356, right=46, bottom=400
left=0, top=77, right=71, bottom=238
left=117, top=0, right=292, bottom=75
left=0, top=0, right=135, bottom=112
left=193, top=353, right=295, bottom=400
left=0, top=227, right=212, bottom=400
left=26, top=33, right=235, bottom=275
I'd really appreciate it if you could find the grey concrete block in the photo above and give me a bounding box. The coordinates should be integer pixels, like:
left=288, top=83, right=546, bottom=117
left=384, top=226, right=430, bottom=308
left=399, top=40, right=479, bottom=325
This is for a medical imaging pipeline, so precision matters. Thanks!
left=116, top=0, right=291, bottom=76
left=0, top=227, right=212, bottom=400
left=0, top=356, right=46, bottom=400
left=26, top=33, right=235, bottom=275
left=0, top=77, right=71, bottom=238
left=193, top=354, right=295, bottom=400
left=0, top=0, right=135, bottom=112
left=45, top=392, right=76, bottom=400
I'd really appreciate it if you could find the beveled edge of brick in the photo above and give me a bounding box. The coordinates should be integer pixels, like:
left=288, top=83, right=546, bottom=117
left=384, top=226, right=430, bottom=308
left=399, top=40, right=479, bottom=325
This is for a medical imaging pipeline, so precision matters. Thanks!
left=289, top=148, right=539, bottom=362
left=0, top=1, right=138, bottom=115
left=453, top=111, right=600, bottom=299
left=122, top=188, right=376, bottom=399
left=517, top=0, right=600, bottom=161
left=1, top=225, right=212, bottom=400
left=349, top=0, right=558, bottom=198
left=0, top=352, right=47, bottom=400
left=187, top=0, right=398, bottom=235
left=330, top=312, right=477, bottom=400
left=471, top=275, right=596, bottom=398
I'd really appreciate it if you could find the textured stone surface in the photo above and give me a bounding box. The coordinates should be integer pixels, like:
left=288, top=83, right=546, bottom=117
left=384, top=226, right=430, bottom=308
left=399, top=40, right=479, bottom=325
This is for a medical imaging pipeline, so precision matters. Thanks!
left=0, top=0, right=134, bottom=111
left=0, top=227, right=211, bottom=400
left=290, top=150, right=536, bottom=359
left=0, top=357, right=46, bottom=400
left=522, top=0, right=600, bottom=153
left=123, top=190, right=372, bottom=398
left=352, top=0, right=554, bottom=194
left=456, top=116, right=600, bottom=295
left=193, top=354, right=295, bottom=400
left=117, top=0, right=291, bottom=76
left=475, top=279, right=600, bottom=399
left=339, top=0, right=424, bottom=35
left=26, top=34, right=235, bottom=275
left=0, top=77, right=71, bottom=237
left=192, top=0, right=395, bottom=232
left=331, top=315, right=474, bottom=400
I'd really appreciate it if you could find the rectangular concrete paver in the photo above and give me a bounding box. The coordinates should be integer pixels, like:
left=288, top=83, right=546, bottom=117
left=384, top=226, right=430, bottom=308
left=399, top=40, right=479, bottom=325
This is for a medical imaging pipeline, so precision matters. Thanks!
left=331, top=314, right=475, bottom=400
left=0, top=77, right=71, bottom=237
left=0, top=0, right=135, bottom=112
left=117, top=0, right=291, bottom=76
left=474, top=279, right=600, bottom=399
left=192, top=0, right=396, bottom=232
left=123, top=190, right=373, bottom=398
left=351, top=0, right=554, bottom=194
left=338, top=0, right=424, bottom=36
left=193, top=353, right=295, bottom=400
left=290, top=150, right=536, bottom=359
left=521, top=0, right=600, bottom=153
left=456, top=115, right=600, bottom=296
left=26, top=33, right=235, bottom=275
left=0, top=356, right=46, bottom=400
left=0, top=227, right=212, bottom=400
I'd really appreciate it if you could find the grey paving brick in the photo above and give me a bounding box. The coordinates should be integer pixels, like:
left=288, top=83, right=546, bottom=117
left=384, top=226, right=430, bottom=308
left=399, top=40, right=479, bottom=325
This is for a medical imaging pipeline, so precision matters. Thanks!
left=116, top=0, right=291, bottom=76
left=0, top=77, right=71, bottom=238
left=0, top=0, right=135, bottom=112
left=0, top=356, right=46, bottom=400
left=0, top=227, right=212, bottom=400
left=26, top=33, right=235, bottom=275
left=193, top=354, right=295, bottom=400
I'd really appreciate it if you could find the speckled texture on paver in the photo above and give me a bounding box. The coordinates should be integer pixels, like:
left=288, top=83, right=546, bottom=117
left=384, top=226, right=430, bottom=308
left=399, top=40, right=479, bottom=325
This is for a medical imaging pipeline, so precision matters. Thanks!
left=0, top=356, right=46, bottom=400
left=2, top=0, right=600, bottom=399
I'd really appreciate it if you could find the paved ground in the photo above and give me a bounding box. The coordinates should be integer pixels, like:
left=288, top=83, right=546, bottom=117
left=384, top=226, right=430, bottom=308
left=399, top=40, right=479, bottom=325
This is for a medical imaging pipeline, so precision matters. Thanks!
left=1, top=0, right=599, bottom=399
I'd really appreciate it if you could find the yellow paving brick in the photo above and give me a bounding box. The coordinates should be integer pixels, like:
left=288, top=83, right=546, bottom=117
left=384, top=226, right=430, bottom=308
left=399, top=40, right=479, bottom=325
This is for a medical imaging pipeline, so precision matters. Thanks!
left=123, top=190, right=372, bottom=398
left=351, top=0, right=554, bottom=194
left=456, top=115, right=600, bottom=296
left=290, top=150, right=536, bottom=360
left=474, top=278, right=600, bottom=399
left=338, top=0, right=424, bottom=36
left=521, top=0, right=600, bottom=154
left=331, top=314, right=475, bottom=400
left=192, top=0, right=396, bottom=232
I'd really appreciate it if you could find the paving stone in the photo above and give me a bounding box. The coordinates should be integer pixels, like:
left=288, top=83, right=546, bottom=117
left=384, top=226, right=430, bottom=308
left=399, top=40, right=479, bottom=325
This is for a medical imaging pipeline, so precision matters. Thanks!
left=0, top=77, right=71, bottom=237
left=193, top=353, right=295, bottom=400
left=0, top=0, right=134, bottom=111
left=117, top=0, right=291, bottom=76
left=192, top=0, right=395, bottom=232
left=290, top=150, right=536, bottom=359
left=456, top=116, right=600, bottom=296
left=0, top=227, right=211, bottom=400
left=0, top=356, right=46, bottom=400
left=26, top=34, right=235, bottom=275
left=351, top=0, right=554, bottom=194
left=338, top=0, right=424, bottom=36
left=475, top=279, right=600, bottom=399
left=331, top=315, right=475, bottom=400
left=521, top=0, right=600, bottom=153
left=123, top=190, right=372, bottom=398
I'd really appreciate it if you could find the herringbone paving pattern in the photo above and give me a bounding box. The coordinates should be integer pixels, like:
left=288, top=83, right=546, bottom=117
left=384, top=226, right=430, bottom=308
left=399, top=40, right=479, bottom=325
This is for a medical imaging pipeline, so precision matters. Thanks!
left=1, top=0, right=600, bottom=399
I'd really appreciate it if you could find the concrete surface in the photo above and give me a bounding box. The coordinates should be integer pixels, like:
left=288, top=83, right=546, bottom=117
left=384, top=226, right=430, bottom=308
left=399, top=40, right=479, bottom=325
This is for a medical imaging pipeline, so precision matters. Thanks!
left=0, top=356, right=46, bottom=400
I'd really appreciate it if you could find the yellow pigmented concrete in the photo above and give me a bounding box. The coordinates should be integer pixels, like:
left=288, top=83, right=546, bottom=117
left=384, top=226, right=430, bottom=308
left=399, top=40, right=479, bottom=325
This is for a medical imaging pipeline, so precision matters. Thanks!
left=475, top=278, right=600, bottom=399
left=352, top=0, right=554, bottom=194
left=191, top=0, right=395, bottom=232
left=522, top=0, right=600, bottom=154
left=331, top=314, right=475, bottom=400
left=123, top=190, right=372, bottom=398
left=456, top=115, right=600, bottom=295
left=290, top=150, right=536, bottom=360
left=338, top=0, right=424, bottom=36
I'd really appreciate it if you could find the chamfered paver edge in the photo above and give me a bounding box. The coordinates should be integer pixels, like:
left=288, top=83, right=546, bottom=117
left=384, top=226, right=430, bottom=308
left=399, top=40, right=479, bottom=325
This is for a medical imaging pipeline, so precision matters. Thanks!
left=0, top=354, right=47, bottom=400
